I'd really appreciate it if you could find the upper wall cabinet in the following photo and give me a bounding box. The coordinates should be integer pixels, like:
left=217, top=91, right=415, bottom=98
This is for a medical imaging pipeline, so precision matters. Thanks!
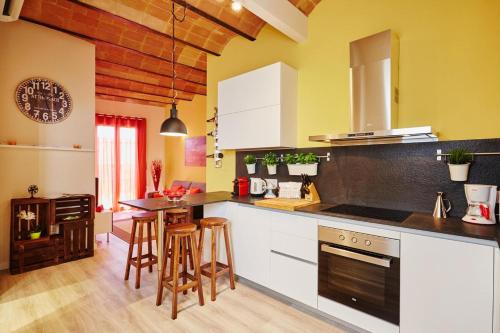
left=217, top=62, right=297, bottom=150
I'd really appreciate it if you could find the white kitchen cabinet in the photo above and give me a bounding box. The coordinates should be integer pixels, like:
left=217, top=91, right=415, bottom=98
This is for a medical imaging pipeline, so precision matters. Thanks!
left=228, top=204, right=271, bottom=287
left=217, top=62, right=297, bottom=150
left=270, top=251, right=317, bottom=307
left=400, top=233, right=494, bottom=333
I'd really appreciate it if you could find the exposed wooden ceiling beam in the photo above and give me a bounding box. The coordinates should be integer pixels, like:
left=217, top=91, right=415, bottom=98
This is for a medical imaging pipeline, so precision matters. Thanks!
left=242, top=0, right=308, bottom=43
left=174, top=0, right=255, bottom=42
left=96, top=93, right=168, bottom=106
left=96, top=73, right=207, bottom=97
left=70, top=0, right=220, bottom=57
left=96, top=85, right=191, bottom=102
left=19, top=17, right=207, bottom=73
left=95, top=59, right=206, bottom=87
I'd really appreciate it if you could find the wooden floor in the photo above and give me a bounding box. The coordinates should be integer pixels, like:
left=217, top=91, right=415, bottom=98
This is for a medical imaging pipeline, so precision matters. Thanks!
left=0, top=234, right=358, bottom=333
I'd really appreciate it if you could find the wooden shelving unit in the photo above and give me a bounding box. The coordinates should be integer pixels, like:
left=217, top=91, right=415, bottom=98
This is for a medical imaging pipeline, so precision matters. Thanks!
left=0, top=144, right=94, bottom=152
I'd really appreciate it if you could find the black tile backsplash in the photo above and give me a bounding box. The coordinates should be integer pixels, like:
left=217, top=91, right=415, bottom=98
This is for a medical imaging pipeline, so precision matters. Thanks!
left=235, top=139, right=500, bottom=217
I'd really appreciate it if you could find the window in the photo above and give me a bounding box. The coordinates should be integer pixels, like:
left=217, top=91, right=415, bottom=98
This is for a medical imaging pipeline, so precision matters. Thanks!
left=95, top=114, right=146, bottom=210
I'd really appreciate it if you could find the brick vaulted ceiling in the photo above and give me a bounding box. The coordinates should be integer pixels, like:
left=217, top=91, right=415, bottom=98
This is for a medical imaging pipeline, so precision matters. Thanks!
left=20, top=0, right=321, bottom=106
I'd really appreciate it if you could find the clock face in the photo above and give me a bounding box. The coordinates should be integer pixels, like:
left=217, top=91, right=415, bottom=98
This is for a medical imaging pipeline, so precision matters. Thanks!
left=15, top=77, right=72, bottom=124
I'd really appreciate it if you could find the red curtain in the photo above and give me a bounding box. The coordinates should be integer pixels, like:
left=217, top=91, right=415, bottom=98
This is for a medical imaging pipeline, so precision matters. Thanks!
left=95, top=114, right=147, bottom=210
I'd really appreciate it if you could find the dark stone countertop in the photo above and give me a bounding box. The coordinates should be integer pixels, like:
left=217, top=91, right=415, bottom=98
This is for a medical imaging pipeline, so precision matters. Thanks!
left=122, top=191, right=500, bottom=246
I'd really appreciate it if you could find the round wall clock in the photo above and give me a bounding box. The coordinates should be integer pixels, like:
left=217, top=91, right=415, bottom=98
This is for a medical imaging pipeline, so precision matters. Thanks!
left=15, top=77, right=72, bottom=124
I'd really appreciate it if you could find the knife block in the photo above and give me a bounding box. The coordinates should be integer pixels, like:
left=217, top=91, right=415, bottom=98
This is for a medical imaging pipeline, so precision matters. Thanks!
left=305, top=183, right=321, bottom=203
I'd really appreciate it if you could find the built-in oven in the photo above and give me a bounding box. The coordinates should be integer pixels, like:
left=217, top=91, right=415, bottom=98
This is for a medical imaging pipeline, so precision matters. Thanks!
left=318, top=226, right=400, bottom=325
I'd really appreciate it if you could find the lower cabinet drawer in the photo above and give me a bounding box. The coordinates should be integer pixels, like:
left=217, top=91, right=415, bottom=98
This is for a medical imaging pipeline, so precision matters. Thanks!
left=271, top=231, right=317, bottom=263
left=269, top=251, right=317, bottom=308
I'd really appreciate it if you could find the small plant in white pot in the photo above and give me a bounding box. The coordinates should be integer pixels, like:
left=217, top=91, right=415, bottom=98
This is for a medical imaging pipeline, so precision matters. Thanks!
left=244, top=154, right=257, bottom=174
left=262, top=152, right=279, bottom=175
left=285, top=152, right=319, bottom=176
left=447, top=148, right=472, bottom=181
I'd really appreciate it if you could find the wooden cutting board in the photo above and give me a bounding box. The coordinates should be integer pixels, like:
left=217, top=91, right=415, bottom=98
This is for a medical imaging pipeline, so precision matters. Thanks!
left=254, top=198, right=319, bottom=211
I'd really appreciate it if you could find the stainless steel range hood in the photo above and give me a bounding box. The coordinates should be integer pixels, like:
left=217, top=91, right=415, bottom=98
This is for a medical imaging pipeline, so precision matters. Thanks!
left=309, top=30, right=437, bottom=146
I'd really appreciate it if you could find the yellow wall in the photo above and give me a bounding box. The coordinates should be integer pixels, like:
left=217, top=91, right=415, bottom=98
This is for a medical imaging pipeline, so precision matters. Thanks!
left=207, top=0, right=500, bottom=191
left=0, top=21, right=95, bottom=269
left=164, top=95, right=207, bottom=188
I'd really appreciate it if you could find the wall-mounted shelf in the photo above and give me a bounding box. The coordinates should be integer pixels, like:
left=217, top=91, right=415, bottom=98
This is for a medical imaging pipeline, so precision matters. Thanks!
left=0, top=144, right=94, bottom=152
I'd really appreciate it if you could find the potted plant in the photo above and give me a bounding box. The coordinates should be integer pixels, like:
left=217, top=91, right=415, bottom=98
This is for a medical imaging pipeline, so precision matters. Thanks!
left=285, top=152, right=319, bottom=176
left=262, top=152, right=279, bottom=175
left=447, top=148, right=472, bottom=181
left=16, top=210, right=41, bottom=239
left=244, top=154, right=257, bottom=174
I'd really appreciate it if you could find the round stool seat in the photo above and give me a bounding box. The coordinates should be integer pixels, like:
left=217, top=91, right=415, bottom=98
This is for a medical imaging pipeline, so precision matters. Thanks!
left=200, top=217, right=228, bottom=227
left=132, top=212, right=157, bottom=222
left=167, top=222, right=197, bottom=234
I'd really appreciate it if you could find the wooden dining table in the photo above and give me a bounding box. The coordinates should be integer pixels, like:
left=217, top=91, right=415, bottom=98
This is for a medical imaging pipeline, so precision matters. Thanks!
left=119, top=191, right=234, bottom=271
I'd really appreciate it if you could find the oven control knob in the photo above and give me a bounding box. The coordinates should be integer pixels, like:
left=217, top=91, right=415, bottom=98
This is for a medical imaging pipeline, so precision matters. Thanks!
left=365, top=240, right=372, bottom=246
left=351, top=237, right=358, bottom=243
left=339, top=235, right=345, bottom=241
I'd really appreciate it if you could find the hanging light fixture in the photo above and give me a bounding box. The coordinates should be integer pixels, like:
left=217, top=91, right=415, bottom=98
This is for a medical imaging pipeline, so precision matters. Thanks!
left=160, top=1, right=187, bottom=136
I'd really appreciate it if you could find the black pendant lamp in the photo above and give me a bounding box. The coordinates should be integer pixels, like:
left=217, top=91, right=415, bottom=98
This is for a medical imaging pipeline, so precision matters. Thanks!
left=160, top=1, right=187, bottom=137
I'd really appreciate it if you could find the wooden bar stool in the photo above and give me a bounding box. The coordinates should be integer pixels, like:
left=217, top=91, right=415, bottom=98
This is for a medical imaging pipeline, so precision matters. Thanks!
left=198, top=217, right=236, bottom=301
left=164, top=208, right=189, bottom=225
left=164, top=208, right=194, bottom=270
left=156, top=223, right=204, bottom=319
left=124, top=212, right=158, bottom=289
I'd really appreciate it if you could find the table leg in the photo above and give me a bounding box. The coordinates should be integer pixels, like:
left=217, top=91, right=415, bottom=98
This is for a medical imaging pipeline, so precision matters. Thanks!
left=157, top=210, right=164, bottom=272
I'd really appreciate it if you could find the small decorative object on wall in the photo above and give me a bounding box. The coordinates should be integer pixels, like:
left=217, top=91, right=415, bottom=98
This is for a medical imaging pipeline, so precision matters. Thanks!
left=185, top=136, right=206, bottom=167
left=262, top=152, right=279, bottom=175
left=285, top=152, right=319, bottom=176
left=151, top=160, right=162, bottom=192
left=207, top=107, right=223, bottom=168
left=244, top=154, right=257, bottom=174
left=447, top=148, right=472, bottom=181
left=15, top=77, right=72, bottom=124
left=28, top=184, right=38, bottom=198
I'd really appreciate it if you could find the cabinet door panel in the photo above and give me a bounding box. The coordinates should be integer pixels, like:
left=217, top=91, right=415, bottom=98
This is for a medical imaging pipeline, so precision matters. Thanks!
left=400, top=233, right=493, bottom=333
left=218, top=63, right=281, bottom=115
left=229, top=205, right=271, bottom=287
left=218, top=106, right=281, bottom=150
left=270, top=251, right=317, bottom=308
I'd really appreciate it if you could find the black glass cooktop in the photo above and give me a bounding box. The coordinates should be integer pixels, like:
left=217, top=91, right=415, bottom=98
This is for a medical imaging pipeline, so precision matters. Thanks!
left=322, top=204, right=412, bottom=223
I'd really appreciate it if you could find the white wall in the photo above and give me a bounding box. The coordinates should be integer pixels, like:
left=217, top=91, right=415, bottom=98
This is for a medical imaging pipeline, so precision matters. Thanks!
left=95, top=98, right=166, bottom=192
left=0, top=21, right=95, bottom=269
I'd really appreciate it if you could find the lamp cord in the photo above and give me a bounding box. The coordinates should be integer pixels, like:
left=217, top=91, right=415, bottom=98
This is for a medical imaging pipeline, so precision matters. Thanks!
left=171, top=1, right=187, bottom=105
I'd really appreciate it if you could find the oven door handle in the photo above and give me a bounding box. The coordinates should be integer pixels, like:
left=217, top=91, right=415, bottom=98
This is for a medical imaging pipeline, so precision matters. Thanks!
left=321, top=244, right=391, bottom=268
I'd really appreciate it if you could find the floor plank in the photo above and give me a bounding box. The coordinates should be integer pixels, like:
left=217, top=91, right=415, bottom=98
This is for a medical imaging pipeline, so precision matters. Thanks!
left=0, top=235, right=358, bottom=333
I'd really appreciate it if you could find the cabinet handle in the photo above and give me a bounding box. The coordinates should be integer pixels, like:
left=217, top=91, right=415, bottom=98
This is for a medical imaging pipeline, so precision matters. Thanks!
left=270, top=250, right=317, bottom=265
left=320, top=244, right=391, bottom=268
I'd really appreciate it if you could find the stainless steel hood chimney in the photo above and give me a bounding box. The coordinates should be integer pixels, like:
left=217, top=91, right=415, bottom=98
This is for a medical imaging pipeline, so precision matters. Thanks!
left=309, top=30, right=437, bottom=145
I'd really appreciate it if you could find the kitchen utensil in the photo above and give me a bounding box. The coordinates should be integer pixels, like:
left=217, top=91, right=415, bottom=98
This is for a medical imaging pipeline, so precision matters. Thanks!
left=463, top=184, right=497, bottom=224
left=264, top=179, right=277, bottom=199
left=238, top=177, right=249, bottom=196
left=433, top=192, right=452, bottom=218
left=250, top=178, right=266, bottom=197
left=255, top=198, right=317, bottom=211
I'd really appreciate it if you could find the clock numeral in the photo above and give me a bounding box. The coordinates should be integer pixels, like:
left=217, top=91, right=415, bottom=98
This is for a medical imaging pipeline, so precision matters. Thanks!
left=53, top=86, right=58, bottom=94
left=33, top=110, right=40, bottom=118
left=32, top=81, right=40, bottom=90
left=22, top=94, right=28, bottom=102
left=24, top=103, right=31, bottom=111
left=59, top=108, right=65, bottom=116
left=24, top=87, right=34, bottom=95
left=42, top=113, right=49, bottom=121
left=42, top=81, right=51, bottom=90
left=62, top=100, right=68, bottom=108
left=52, top=111, right=58, bottom=120
left=58, top=91, right=64, bottom=99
